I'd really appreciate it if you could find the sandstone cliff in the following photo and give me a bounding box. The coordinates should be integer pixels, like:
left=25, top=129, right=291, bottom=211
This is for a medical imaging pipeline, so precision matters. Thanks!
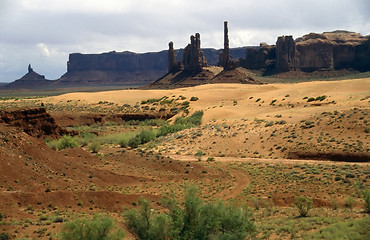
left=282, top=31, right=369, bottom=72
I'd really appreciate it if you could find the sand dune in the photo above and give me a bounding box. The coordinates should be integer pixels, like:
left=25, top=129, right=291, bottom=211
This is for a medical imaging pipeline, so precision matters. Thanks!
left=47, top=78, right=370, bottom=124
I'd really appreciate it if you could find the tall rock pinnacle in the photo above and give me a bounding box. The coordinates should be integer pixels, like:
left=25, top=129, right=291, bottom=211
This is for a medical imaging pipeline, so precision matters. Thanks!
left=219, top=21, right=236, bottom=70
left=168, top=41, right=181, bottom=73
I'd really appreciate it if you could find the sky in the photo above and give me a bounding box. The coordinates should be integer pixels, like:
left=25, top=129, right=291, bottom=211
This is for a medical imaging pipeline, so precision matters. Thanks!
left=0, top=0, right=369, bottom=82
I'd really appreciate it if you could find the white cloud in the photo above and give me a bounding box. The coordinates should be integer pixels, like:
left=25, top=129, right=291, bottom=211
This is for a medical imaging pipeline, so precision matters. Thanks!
left=0, top=0, right=369, bottom=82
left=37, top=43, right=50, bottom=57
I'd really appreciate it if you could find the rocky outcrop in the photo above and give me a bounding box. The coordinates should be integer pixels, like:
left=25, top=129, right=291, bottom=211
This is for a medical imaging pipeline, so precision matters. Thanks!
left=168, top=42, right=182, bottom=73
left=276, top=36, right=298, bottom=72
left=272, top=31, right=370, bottom=72
left=182, top=33, right=207, bottom=72
left=28, top=64, right=33, bottom=73
left=295, top=31, right=369, bottom=72
left=1, top=65, right=53, bottom=90
left=0, top=108, right=75, bottom=138
left=245, top=43, right=276, bottom=70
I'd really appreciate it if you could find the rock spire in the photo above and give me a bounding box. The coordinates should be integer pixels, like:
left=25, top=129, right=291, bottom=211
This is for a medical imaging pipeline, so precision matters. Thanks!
left=182, top=33, right=207, bottom=72
left=168, top=41, right=181, bottom=73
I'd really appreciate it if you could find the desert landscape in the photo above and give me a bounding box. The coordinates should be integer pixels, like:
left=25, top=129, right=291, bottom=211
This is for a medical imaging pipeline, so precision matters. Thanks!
left=0, top=74, right=369, bottom=239
left=0, top=3, right=370, bottom=237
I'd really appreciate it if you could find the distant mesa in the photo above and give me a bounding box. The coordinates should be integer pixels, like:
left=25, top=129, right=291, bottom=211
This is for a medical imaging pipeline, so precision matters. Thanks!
left=1, top=23, right=369, bottom=91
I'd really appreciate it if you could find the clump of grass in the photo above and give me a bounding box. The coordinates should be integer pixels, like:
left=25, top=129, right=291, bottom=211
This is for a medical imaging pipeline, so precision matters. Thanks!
left=88, top=142, right=101, bottom=153
left=265, top=121, right=274, bottom=127
left=304, top=217, right=370, bottom=240
left=293, top=196, right=313, bottom=217
left=190, top=96, right=199, bottom=101
left=59, top=214, right=124, bottom=240
left=46, top=135, right=78, bottom=150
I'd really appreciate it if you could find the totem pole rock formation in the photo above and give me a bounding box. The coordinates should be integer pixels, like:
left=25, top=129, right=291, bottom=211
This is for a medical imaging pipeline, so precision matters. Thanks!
left=168, top=41, right=181, bottom=73
left=219, top=21, right=237, bottom=70
left=275, top=36, right=298, bottom=72
left=182, top=33, right=207, bottom=72
left=221, top=21, right=232, bottom=69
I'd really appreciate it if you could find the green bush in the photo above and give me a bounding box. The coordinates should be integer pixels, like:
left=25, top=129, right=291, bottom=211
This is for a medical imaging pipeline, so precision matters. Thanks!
left=174, top=110, right=203, bottom=126
left=293, top=196, right=313, bottom=217
left=88, top=141, right=101, bottom=153
left=364, top=189, right=370, bottom=213
left=315, top=95, right=327, bottom=101
left=118, top=136, right=128, bottom=147
left=157, top=111, right=204, bottom=137
left=0, top=233, right=10, bottom=240
left=57, top=135, right=79, bottom=150
left=190, top=96, right=199, bottom=101
left=125, top=186, right=255, bottom=240
left=137, top=129, right=156, bottom=144
left=59, top=214, right=124, bottom=240
left=128, top=136, right=141, bottom=148
left=307, top=97, right=315, bottom=102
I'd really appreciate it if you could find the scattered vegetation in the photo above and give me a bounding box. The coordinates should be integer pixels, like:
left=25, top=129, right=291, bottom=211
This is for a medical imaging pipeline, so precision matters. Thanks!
left=59, top=214, right=125, bottom=240
left=124, top=187, right=256, bottom=240
left=304, top=217, right=370, bottom=240
left=46, top=111, right=204, bottom=150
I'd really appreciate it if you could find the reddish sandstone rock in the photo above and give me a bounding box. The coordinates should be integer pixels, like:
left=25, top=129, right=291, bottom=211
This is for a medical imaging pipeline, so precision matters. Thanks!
left=182, top=33, right=207, bottom=72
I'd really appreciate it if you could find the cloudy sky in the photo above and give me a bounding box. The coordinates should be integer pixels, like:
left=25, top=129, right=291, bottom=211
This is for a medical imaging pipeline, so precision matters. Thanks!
left=0, top=0, right=369, bottom=82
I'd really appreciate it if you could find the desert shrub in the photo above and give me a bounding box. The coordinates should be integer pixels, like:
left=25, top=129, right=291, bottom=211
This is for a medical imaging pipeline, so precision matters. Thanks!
left=157, top=111, right=204, bottom=137
left=315, top=95, right=327, bottom=101
left=88, top=141, right=101, bottom=153
left=124, top=198, right=173, bottom=240
left=128, top=136, right=141, bottom=148
left=345, top=196, right=355, bottom=210
left=174, top=110, right=203, bottom=126
left=59, top=214, right=125, bottom=240
left=46, top=139, right=59, bottom=150
left=0, top=233, right=9, bottom=240
left=157, top=124, right=185, bottom=137
left=125, top=186, right=255, bottom=240
left=0, top=212, right=2, bottom=221
left=363, top=189, right=370, bottom=213
left=118, top=136, right=128, bottom=147
left=137, top=129, right=156, bottom=144
left=57, top=135, right=79, bottom=150
left=293, top=196, right=313, bottom=217
left=307, top=97, right=315, bottom=102
left=190, top=96, right=199, bottom=101
left=265, top=121, right=274, bottom=127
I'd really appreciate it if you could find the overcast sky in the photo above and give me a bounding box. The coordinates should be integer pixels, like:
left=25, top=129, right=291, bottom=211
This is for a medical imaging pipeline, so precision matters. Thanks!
left=0, top=0, right=369, bottom=82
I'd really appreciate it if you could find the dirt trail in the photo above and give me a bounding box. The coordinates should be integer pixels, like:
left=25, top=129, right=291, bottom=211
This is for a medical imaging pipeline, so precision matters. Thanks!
left=166, top=154, right=369, bottom=201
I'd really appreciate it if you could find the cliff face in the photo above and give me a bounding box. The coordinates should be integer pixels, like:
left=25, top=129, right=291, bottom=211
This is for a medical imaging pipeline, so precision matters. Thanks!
left=243, top=31, right=370, bottom=73
left=67, top=51, right=167, bottom=72
left=284, top=31, right=369, bottom=72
